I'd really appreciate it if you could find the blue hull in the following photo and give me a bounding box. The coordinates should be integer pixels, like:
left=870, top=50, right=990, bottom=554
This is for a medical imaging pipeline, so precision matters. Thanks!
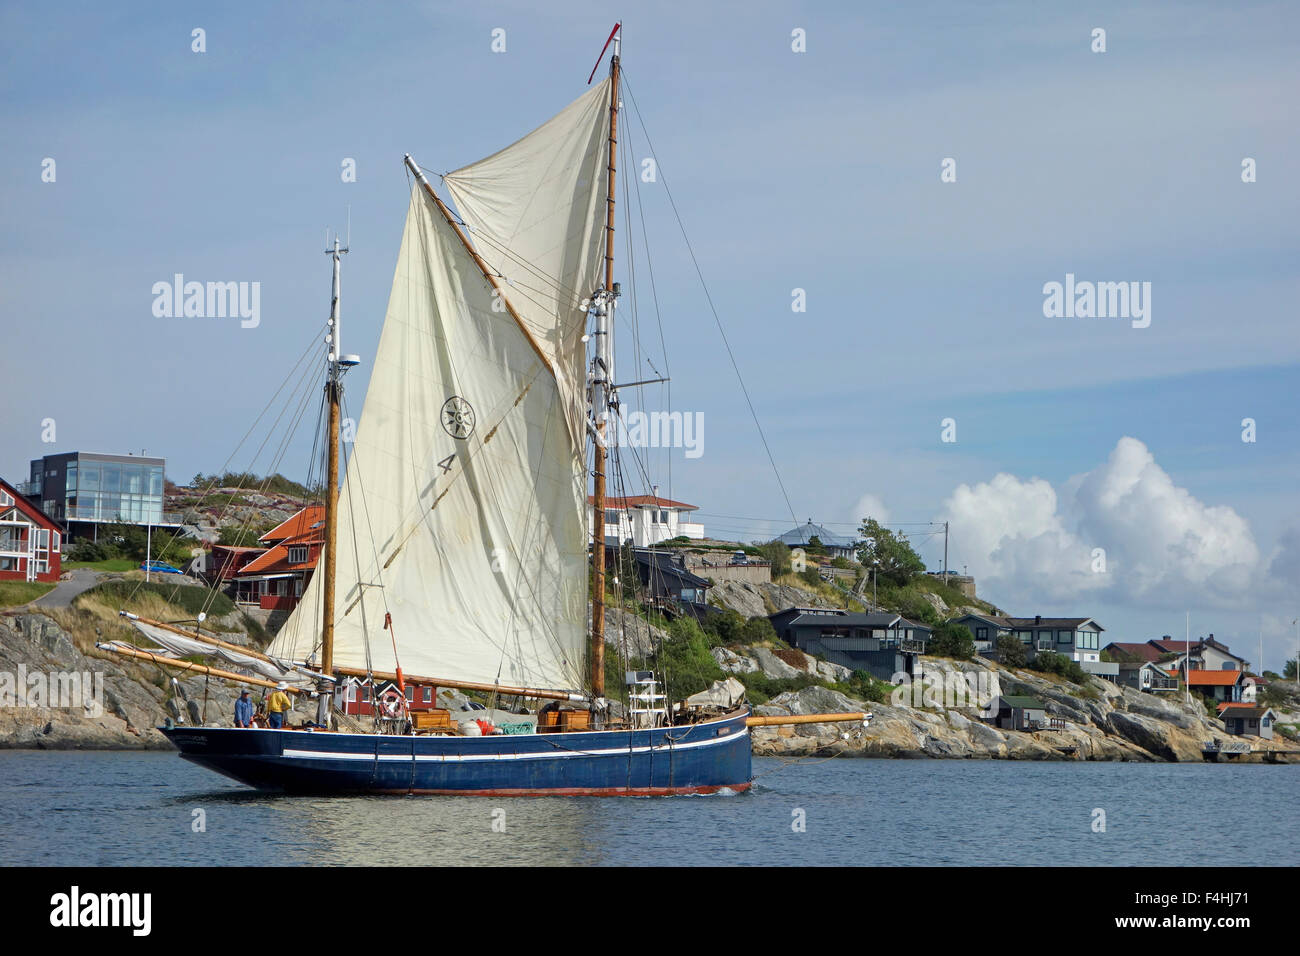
left=160, top=709, right=752, bottom=795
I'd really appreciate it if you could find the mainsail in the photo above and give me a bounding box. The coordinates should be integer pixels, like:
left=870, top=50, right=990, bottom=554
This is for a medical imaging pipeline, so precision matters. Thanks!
left=267, top=81, right=615, bottom=691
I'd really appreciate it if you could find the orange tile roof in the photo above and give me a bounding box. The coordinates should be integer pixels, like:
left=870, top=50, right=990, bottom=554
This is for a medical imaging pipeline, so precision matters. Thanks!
left=236, top=541, right=319, bottom=576
left=1186, top=670, right=1244, bottom=687
left=259, top=505, right=325, bottom=545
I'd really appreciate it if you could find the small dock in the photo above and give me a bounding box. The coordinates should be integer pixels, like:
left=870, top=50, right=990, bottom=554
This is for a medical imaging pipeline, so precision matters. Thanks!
left=1202, top=739, right=1294, bottom=763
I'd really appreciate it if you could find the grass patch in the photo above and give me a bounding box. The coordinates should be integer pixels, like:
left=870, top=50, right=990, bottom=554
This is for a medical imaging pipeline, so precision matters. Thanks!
left=0, top=581, right=56, bottom=607
left=63, top=559, right=138, bottom=572
left=79, top=580, right=236, bottom=619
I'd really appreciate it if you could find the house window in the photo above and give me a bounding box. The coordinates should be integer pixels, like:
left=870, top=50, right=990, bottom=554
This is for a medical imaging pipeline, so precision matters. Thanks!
left=1057, top=629, right=1072, bottom=644
left=360, top=685, right=371, bottom=702
left=288, top=545, right=308, bottom=564
left=976, top=627, right=988, bottom=639
left=345, top=684, right=357, bottom=703
left=604, top=510, right=620, bottom=524
left=405, top=686, right=415, bottom=701
left=659, top=510, right=668, bottom=523
left=1015, top=630, right=1032, bottom=643
left=422, top=687, right=433, bottom=703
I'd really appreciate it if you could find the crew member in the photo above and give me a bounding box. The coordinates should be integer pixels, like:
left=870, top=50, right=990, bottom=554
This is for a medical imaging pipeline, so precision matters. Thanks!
left=267, top=682, right=292, bottom=729
left=234, top=688, right=254, bottom=728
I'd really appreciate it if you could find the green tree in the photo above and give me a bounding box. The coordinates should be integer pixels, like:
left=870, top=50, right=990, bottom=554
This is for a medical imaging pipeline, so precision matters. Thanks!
left=855, top=518, right=925, bottom=586
left=217, top=524, right=272, bottom=547
left=997, top=634, right=1027, bottom=668
left=930, top=621, right=976, bottom=661
left=755, top=540, right=791, bottom=578
left=1285, top=659, right=1298, bottom=681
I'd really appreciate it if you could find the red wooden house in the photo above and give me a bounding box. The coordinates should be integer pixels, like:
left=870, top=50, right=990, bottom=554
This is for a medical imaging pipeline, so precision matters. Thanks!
left=0, top=476, right=62, bottom=583
left=336, top=676, right=440, bottom=716
left=228, top=506, right=324, bottom=610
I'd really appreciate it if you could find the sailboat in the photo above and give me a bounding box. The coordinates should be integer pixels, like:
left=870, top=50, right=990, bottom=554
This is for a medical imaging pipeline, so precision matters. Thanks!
left=101, top=27, right=861, bottom=795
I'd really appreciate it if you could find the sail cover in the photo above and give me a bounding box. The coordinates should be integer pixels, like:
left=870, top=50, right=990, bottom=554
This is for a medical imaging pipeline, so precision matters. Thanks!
left=267, top=183, right=590, bottom=691
left=443, top=76, right=612, bottom=444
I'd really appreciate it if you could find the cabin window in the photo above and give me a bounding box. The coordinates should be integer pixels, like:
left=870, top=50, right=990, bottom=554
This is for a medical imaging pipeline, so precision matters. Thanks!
left=405, top=686, right=414, bottom=701
left=422, top=687, right=433, bottom=703
left=976, top=627, right=988, bottom=639
left=360, top=685, right=371, bottom=702
left=345, top=684, right=357, bottom=703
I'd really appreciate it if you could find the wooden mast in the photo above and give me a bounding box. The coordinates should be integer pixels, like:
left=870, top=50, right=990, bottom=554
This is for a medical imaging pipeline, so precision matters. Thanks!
left=591, top=28, right=620, bottom=701
left=320, top=236, right=353, bottom=723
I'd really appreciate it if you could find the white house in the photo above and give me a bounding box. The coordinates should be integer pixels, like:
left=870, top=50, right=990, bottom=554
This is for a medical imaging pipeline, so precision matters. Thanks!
left=589, top=489, right=704, bottom=548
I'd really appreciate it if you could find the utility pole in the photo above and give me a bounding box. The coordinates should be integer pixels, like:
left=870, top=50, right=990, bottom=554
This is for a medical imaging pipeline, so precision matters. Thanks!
left=942, top=521, right=949, bottom=586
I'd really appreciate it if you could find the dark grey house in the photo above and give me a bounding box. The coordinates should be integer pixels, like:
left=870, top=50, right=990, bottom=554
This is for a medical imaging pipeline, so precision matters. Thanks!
left=954, top=612, right=1117, bottom=679
left=991, top=695, right=1056, bottom=731
left=767, top=607, right=930, bottom=681
left=629, top=548, right=711, bottom=618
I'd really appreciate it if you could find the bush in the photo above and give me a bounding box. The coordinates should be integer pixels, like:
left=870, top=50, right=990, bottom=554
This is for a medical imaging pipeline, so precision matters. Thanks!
left=841, top=669, right=891, bottom=704
left=734, top=670, right=820, bottom=705
left=929, top=621, right=976, bottom=661
left=1031, top=650, right=1088, bottom=684
left=997, top=634, right=1027, bottom=668
left=797, top=567, right=823, bottom=589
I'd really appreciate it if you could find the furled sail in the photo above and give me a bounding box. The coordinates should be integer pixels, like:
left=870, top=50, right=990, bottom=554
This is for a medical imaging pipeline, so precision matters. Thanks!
left=266, top=183, right=590, bottom=691
left=443, top=76, right=612, bottom=443
left=123, top=621, right=294, bottom=682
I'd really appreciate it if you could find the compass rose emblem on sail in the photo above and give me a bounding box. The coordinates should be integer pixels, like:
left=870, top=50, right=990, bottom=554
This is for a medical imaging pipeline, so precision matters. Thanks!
left=440, top=396, right=476, bottom=439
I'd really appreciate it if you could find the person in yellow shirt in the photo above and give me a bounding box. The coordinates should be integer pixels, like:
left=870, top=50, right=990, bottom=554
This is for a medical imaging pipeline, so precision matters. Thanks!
left=267, top=682, right=292, bottom=729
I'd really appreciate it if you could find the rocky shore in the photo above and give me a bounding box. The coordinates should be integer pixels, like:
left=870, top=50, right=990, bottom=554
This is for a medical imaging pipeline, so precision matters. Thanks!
left=3, top=607, right=1296, bottom=763
left=748, top=656, right=1299, bottom=763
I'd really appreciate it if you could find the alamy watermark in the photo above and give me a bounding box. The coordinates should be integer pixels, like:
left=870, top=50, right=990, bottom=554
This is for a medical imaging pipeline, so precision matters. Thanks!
left=602, top=408, right=703, bottom=459
left=890, top=667, right=999, bottom=717
left=0, top=664, right=105, bottom=717
left=152, top=274, right=260, bottom=328
left=1042, top=273, right=1150, bottom=329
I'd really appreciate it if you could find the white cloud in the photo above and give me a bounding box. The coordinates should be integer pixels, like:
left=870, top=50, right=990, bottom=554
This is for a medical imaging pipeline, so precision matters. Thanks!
left=849, top=492, right=890, bottom=527
left=943, top=437, right=1264, bottom=609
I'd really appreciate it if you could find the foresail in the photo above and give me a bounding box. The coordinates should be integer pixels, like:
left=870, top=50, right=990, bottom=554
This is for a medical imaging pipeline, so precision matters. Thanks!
left=267, top=186, right=589, bottom=692
left=443, top=76, right=612, bottom=444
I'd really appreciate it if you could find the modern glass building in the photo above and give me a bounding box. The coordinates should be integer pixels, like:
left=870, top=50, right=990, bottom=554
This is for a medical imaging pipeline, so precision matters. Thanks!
left=20, top=452, right=175, bottom=538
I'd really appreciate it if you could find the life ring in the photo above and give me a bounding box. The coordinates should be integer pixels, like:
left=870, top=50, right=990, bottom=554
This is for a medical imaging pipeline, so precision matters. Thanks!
left=378, top=688, right=405, bottom=718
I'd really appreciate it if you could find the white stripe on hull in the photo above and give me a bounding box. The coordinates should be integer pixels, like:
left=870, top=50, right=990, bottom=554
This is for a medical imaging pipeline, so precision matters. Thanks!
left=282, top=728, right=747, bottom=763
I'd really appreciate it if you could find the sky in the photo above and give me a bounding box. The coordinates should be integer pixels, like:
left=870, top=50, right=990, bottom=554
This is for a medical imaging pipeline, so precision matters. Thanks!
left=3, top=1, right=1298, bottom=669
